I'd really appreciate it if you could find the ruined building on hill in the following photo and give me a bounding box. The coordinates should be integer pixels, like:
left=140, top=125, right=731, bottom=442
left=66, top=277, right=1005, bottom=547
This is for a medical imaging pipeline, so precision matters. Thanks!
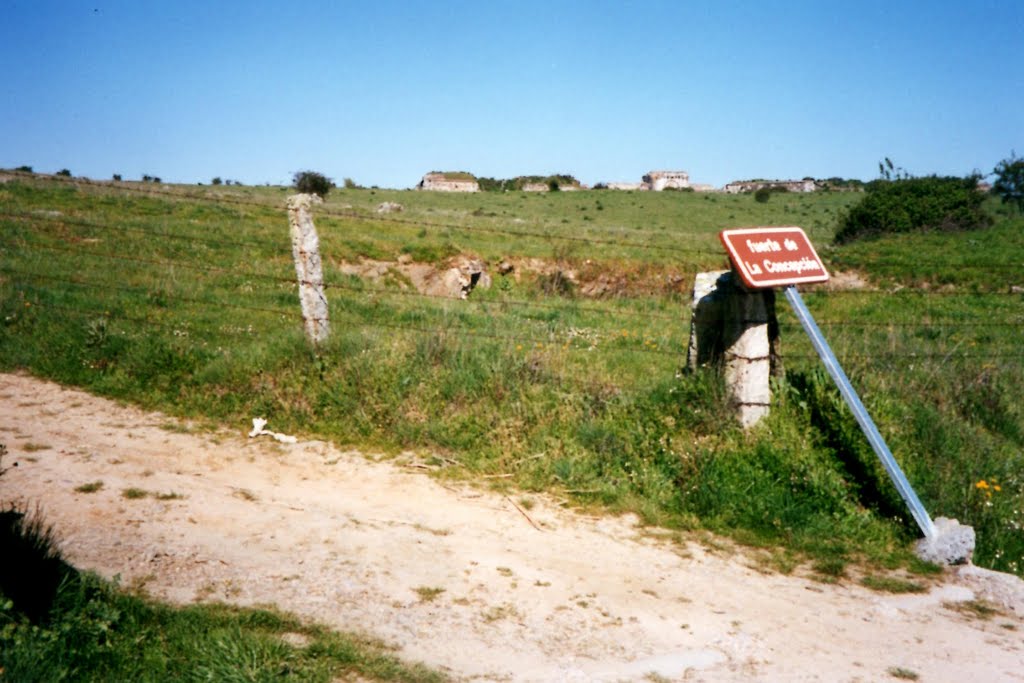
left=642, top=170, right=691, bottom=191
left=723, top=179, right=818, bottom=194
left=416, top=172, right=480, bottom=192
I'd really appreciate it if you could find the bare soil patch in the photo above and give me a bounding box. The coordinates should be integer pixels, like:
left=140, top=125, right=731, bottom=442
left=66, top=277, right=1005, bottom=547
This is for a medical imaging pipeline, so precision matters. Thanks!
left=2, top=372, right=1021, bottom=681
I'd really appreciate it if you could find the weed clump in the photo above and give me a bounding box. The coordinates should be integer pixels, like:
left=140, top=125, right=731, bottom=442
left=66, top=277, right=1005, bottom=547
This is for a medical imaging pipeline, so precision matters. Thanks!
left=0, top=503, right=77, bottom=624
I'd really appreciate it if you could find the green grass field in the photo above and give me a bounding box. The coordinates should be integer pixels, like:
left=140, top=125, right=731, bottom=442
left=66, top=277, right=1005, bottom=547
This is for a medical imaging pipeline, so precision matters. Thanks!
left=1, top=171, right=1022, bottom=584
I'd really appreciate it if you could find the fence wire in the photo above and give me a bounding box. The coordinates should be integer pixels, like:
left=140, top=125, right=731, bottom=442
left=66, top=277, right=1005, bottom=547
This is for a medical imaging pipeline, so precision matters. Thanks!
left=2, top=175, right=1022, bottom=394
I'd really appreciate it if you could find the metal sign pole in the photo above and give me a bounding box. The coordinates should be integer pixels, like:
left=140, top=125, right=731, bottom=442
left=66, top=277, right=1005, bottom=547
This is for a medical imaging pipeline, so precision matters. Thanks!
left=783, top=285, right=937, bottom=540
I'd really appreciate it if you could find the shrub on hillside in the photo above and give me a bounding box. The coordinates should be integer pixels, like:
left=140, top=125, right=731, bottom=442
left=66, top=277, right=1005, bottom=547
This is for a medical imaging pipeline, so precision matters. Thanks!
left=834, top=174, right=990, bottom=244
left=56, top=169, right=71, bottom=177
left=293, top=170, right=333, bottom=198
left=754, top=187, right=772, bottom=203
left=992, top=152, right=1024, bottom=213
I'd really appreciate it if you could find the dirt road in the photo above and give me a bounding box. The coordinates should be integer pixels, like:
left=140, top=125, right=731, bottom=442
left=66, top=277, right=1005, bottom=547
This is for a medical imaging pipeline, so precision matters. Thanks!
left=2, top=372, right=1022, bottom=682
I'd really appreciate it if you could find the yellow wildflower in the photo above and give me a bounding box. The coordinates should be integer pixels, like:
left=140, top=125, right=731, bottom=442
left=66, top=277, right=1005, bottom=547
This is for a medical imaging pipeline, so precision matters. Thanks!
left=975, top=480, right=989, bottom=490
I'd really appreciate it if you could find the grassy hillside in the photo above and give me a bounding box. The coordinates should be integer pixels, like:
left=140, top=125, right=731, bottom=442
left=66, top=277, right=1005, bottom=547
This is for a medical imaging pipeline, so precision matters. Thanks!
left=1, top=171, right=1021, bottom=577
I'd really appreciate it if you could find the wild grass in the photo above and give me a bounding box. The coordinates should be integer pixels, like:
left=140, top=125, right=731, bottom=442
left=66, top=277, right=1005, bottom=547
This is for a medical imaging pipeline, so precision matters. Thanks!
left=0, top=573, right=444, bottom=682
left=1, top=174, right=1022, bottom=576
left=859, top=575, right=927, bottom=594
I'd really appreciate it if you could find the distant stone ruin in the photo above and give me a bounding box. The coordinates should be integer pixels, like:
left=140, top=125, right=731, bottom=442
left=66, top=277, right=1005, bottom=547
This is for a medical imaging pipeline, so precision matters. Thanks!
left=724, top=179, right=817, bottom=194
left=601, top=170, right=696, bottom=192
left=522, top=182, right=582, bottom=192
left=643, top=170, right=690, bottom=191
left=416, top=172, right=480, bottom=193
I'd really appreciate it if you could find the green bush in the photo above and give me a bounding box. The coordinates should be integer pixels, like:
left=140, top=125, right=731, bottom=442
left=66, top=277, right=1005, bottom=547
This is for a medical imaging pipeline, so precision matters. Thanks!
left=834, top=175, right=990, bottom=244
left=992, top=152, right=1024, bottom=212
left=56, top=169, right=71, bottom=177
left=754, top=187, right=772, bottom=203
left=293, top=170, right=333, bottom=198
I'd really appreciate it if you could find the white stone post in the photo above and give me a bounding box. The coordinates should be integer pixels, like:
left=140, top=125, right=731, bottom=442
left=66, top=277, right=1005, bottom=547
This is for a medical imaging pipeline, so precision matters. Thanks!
left=286, top=193, right=329, bottom=345
left=686, top=271, right=780, bottom=428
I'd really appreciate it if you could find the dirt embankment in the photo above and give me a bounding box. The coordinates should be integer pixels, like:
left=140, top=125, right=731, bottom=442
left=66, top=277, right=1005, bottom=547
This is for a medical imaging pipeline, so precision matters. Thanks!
left=1, top=372, right=1022, bottom=682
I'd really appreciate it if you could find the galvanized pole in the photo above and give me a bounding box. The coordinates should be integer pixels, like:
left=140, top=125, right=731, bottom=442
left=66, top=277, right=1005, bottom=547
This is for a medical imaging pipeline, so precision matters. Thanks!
left=783, top=285, right=937, bottom=540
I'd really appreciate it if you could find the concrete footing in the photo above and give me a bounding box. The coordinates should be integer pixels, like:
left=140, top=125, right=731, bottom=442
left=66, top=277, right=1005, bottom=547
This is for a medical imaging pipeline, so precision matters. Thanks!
left=915, top=517, right=976, bottom=565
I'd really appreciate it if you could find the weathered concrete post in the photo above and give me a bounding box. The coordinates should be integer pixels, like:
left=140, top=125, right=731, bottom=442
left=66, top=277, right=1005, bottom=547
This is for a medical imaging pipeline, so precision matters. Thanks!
left=687, top=270, right=781, bottom=428
left=286, top=193, right=329, bottom=345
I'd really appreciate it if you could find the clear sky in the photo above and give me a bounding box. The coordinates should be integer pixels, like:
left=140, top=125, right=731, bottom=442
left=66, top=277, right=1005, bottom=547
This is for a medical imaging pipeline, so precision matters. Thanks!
left=2, top=0, right=1021, bottom=189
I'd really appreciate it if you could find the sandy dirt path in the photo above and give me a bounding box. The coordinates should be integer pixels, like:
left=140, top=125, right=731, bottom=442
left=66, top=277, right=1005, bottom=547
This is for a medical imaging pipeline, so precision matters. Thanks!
left=1, top=371, right=1022, bottom=682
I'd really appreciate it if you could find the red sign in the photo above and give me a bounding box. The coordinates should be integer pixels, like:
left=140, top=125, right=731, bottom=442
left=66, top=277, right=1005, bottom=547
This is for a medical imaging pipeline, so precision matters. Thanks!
left=719, top=227, right=829, bottom=289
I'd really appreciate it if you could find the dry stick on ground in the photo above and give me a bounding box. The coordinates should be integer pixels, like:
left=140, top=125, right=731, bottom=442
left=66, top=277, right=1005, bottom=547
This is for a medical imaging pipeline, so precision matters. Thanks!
left=505, top=496, right=542, bottom=531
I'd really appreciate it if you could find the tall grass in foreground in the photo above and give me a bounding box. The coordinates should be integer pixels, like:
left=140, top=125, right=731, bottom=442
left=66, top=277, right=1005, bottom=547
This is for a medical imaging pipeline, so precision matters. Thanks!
left=1, top=177, right=1021, bottom=575
left=1, top=572, right=443, bottom=682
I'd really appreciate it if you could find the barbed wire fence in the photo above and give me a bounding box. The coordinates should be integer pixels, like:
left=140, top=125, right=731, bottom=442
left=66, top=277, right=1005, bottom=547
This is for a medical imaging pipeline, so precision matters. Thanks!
left=1, top=175, right=1022, bottom=402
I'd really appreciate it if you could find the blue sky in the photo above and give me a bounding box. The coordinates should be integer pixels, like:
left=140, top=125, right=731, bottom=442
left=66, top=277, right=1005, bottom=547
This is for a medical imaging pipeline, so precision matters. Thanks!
left=2, top=0, right=1021, bottom=189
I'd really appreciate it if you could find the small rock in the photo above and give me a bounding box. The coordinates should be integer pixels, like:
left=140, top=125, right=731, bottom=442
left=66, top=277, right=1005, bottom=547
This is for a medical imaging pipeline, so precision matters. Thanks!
left=915, top=517, right=975, bottom=565
left=376, top=202, right=403, bottom=214
left=497, top=261, right=514, bottom=275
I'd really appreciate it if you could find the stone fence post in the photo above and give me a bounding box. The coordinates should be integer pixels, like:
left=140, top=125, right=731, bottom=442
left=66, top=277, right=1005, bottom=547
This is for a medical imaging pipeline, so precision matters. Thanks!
left=286, top=193, right=329, bottom=346
left=686, top=270, right=782, bottom=428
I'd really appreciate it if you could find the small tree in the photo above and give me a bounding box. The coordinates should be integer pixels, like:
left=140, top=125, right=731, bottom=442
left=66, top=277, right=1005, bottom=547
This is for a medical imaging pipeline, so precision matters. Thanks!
left=992, top=152, right=1024, bottom=213
left=112, top=173, right=122, bottom=181
left=211, top=177, right=222, bottom=185
left=754, top=187, right=772, bottom=203
left=56, top=169, right=71, bottom=177
left=293, top=170, right=333, bottom=198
